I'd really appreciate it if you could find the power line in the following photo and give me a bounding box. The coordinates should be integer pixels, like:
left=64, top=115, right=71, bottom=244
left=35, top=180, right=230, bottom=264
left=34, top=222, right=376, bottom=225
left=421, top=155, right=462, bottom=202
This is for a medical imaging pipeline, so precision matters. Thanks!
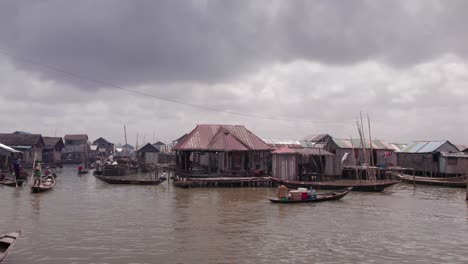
left=0, top=49, right=343, bottom=124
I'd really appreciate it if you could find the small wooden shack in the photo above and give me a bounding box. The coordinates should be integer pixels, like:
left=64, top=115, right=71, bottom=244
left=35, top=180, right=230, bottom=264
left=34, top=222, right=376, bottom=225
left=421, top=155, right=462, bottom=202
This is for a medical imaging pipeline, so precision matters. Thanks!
left=62, top=134, right=90, bottom=163
left=439, top=152, right=468, bottom=175
left=93, top=137, right=114, bottom=158
left=398, top=140, right=461, bottom=177
left=137, top=143, right=160, bottom=165
left=326, top=138, right=399, bottom=174
left=0, top=133, right=45, bottom=163
left=42, top=137, right=65, bottom=163
left=0, top=143, right=21, bottom=171
left=271, top=147, right=297, bottom=180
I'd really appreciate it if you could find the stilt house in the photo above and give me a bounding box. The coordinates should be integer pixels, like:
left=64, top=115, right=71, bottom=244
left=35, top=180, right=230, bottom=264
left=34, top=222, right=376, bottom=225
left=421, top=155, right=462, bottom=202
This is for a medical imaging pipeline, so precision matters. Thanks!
left=42, top=137, right=65, bottom=163
left=397, top=140, right=462, bottom=177
left=0, top=133, right=45, bottom=163
left=173, top=124, right=271, bottom=177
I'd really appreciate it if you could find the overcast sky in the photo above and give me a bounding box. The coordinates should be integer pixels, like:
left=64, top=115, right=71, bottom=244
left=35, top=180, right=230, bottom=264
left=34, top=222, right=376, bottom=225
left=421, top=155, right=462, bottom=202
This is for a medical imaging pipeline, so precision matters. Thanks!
left=1, top=0, right=468, bottom=145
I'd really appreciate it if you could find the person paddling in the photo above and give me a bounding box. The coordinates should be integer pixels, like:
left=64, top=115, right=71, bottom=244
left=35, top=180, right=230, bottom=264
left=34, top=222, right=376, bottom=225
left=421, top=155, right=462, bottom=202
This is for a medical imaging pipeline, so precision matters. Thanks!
left=33, top=162, right=42, bottom=187
left=13, top=157, right=21, bottom=187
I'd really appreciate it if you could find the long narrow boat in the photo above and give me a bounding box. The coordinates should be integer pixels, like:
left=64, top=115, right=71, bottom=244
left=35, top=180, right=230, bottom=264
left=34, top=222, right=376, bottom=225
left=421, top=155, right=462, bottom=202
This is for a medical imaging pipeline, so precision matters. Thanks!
left=390, top=172, right=467, bottom=188
left=1, top=179, right=24, bottom=187
left=78, top=169, right=89, bottom=175
left=95, top=175, right=166, bottom=185
left=269, top=187, right=352, bottom=203
left=271, top=178, right=399, bottom=192
left=0, top=231, right=21, bottom=262
left=172, top=179, right=194, bottom=188
left=31, top=176, right=56, bottom=193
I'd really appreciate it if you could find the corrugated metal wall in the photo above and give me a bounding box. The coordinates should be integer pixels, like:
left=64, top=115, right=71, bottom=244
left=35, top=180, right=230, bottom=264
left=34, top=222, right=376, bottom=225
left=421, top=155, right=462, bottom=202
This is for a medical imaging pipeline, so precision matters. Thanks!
left=272, top=154, right=297, bottom=180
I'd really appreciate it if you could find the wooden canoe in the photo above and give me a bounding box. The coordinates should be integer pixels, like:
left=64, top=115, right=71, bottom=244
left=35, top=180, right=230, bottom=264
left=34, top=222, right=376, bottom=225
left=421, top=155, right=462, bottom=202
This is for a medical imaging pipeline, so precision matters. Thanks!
left=269, top=187, right=352, bottom=203
left=271, top=178, right=400, bottom=192
left=172, top=179, right=194, bottom=188
left=95, top=175, right=166, bottom=185
left=77, top=169, right=89, bottom=174
left=390, top=172, right=467, bottom=188
left=31, top=176, right=56, bottom=193
left=0, top=231, right=21, bottom=262
left=1, top=179, right=24, bottom=187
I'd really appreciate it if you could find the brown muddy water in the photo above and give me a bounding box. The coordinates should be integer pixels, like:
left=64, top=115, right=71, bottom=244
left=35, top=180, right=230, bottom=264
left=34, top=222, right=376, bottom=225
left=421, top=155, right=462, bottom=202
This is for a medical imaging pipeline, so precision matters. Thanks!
left=1, top=166, right=467, bottom=264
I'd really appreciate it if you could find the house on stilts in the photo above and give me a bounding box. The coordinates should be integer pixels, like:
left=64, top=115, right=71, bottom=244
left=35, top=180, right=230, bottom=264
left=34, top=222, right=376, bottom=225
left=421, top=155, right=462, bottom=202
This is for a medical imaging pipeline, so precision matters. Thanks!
left=172, top=124, right=271, bottom=177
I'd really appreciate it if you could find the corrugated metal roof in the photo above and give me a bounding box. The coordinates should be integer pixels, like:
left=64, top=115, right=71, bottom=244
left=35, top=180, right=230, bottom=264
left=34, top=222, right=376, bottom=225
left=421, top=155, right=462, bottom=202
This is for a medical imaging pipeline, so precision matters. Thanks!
left=455, top=144, right=468, bottom=152
left=389, top=143, right=407, bottom=151
left=0, top=133, right=44, bottom=148
left=300, top=141, right=326, bottom=149
left=0, top=143, right=21, bottom=153
left=441, top=151, right=468, bottom=158
left=295, top=148, right=334, bottom=156
left=64, top=134, right=88, bottom=141
left=173, top=124, right=270, bottom=151
left=332, top=138, right=396, bottom=150
left=272, top=146, right=296, bottom=154
left=399, top=140, right=450, bottom=153
left=302, top=134, right=330, bottom=142
left=263, top=139, right=303, bottom=149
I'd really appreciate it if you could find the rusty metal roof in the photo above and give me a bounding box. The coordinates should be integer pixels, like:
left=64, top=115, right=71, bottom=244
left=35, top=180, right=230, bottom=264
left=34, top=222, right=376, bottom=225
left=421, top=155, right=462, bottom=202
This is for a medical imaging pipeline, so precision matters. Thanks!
left=295, top=148, right=334, bottom=156
left=64, top=134, right=88, bottom=141
left=271, top=146, right=296, bottom=154
left=173, top=124, right=270, bottom=151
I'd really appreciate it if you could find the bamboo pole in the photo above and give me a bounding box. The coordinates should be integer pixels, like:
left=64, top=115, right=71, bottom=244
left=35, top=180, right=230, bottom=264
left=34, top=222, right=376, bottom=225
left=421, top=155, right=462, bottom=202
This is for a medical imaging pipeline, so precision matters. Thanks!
left=29, top=153, right=37, bottom=187
left=350, top=136, right=358, bottom=180
left=367, top=113, right=375, bottom=167
left=465, top=174, right=467, bottom=201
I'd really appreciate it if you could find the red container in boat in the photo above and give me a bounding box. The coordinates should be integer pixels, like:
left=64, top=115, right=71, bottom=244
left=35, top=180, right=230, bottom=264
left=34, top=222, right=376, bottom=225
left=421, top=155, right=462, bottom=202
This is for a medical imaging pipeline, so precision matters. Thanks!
left=301, top=192, right=308, bottom=200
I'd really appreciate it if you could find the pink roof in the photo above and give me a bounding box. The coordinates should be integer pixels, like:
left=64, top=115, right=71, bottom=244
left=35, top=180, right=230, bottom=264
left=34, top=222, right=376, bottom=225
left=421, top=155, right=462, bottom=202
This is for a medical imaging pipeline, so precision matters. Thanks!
left=173, top=124, right=270, bottom=151
left=271, top=146, right=296, bottom=154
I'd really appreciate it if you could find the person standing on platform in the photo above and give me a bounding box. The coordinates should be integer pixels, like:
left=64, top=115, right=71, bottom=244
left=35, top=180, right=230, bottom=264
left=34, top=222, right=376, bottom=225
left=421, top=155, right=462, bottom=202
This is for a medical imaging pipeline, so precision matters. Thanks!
left=13, top=157, right=21, bottom=181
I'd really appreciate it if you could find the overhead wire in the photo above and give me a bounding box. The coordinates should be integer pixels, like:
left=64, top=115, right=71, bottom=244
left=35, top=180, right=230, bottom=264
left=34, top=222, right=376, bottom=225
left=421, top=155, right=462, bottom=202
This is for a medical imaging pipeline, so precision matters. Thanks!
left=0, top=49, right=346, bottom=125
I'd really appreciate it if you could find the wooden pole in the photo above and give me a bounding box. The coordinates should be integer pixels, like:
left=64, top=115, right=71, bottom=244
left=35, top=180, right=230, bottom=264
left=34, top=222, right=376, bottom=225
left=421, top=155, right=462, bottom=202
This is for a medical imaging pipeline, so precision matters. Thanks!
left=465, top=174, right=467, bottom=201
left=413, top=168, right=416, bottom=189
left=367, top=113, right=375, bottom=167
left=350, top=136, right=358, bottom=180
left=29, top=153, right=37, bottom=187
left=124, top=125, right=128, bottom=146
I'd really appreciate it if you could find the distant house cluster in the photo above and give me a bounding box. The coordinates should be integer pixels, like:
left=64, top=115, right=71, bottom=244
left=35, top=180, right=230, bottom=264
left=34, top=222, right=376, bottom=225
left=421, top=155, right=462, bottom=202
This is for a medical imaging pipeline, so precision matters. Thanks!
left=1, top=124, right=468, bottom=179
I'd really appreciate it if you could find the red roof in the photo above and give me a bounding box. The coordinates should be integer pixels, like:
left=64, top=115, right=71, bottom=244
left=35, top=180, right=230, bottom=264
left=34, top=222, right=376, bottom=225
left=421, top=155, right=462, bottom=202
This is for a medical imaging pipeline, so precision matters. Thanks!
left=173, top=124, right=270, bottom=151
left=271, top=146, right=296, bottom=154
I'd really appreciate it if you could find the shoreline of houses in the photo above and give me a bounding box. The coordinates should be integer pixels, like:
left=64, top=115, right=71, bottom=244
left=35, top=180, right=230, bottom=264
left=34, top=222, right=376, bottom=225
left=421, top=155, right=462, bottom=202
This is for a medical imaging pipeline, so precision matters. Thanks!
left=1, top=124, right=468, bottom=180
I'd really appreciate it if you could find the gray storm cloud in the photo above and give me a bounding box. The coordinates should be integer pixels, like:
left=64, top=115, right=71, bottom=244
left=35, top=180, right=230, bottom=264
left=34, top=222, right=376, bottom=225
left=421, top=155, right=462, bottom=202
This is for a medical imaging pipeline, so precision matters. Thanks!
left=1, top=1, right=468, bottom=144
left=1, top=0, right=467, bottom=89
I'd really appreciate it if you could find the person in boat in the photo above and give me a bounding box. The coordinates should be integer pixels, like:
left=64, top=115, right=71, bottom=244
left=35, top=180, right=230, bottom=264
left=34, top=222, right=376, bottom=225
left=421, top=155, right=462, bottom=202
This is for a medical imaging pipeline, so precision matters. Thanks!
left=33, top=162, right=42, bottom=187
left=308, top=187, right=317, bottom=199
left=277, top=185, right=289, bottom=200
left=44, top=166, right=52, bottom=176
left=13, top=157, right=21, bottom=182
